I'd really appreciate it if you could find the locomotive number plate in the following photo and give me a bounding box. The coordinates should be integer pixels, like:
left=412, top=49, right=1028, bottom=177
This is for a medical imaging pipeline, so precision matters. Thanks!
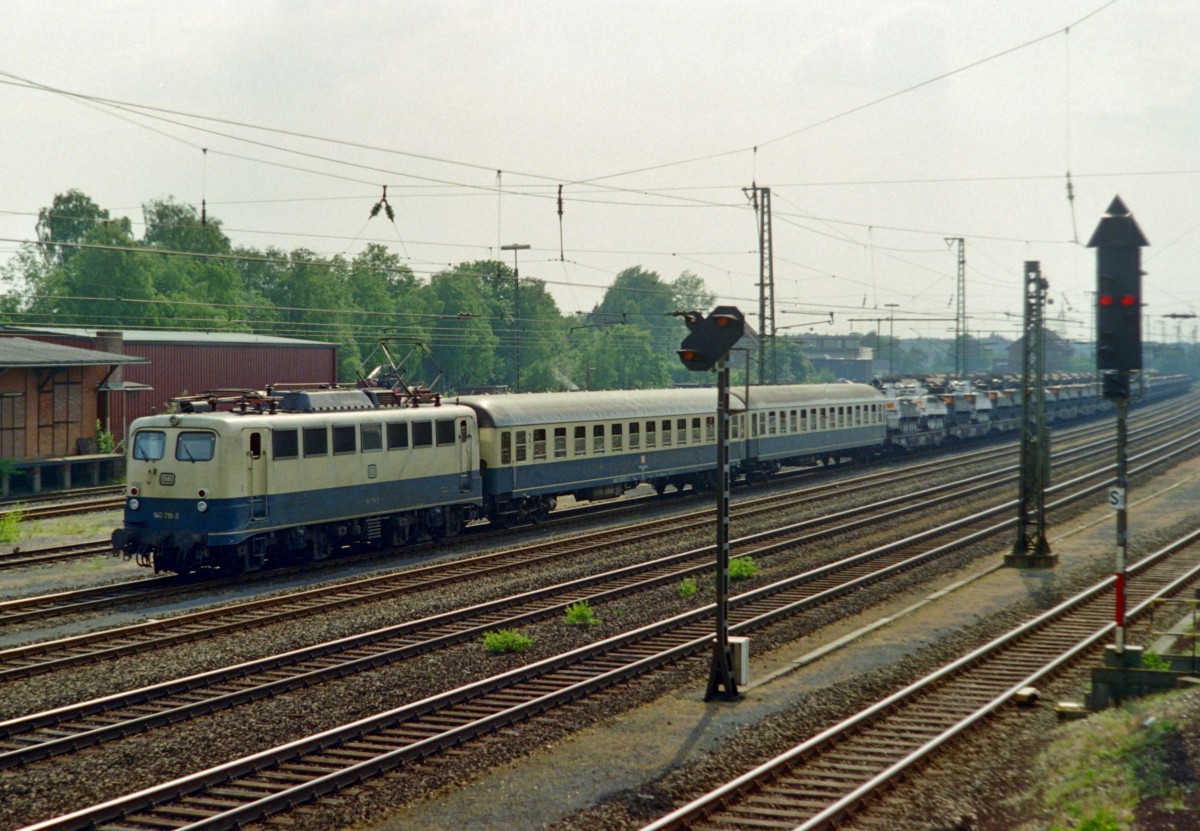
left=159, top=473, right=176, bottom=486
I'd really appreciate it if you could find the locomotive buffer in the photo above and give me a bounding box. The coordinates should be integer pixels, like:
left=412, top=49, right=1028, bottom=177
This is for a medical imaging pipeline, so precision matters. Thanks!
left=676, top=306, right=746, bottom=701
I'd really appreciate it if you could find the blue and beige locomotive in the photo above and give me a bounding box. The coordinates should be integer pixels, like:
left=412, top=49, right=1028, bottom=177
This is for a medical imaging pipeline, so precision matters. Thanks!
left=113, top=383, right=887, bottom=573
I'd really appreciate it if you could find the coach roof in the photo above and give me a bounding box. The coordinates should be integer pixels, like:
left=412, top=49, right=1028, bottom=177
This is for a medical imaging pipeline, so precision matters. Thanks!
left=454, top=388, right=739, bottom=428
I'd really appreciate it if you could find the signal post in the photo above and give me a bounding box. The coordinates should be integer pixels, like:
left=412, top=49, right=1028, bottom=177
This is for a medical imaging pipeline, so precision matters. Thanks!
left=676, top=306, right=745, bottom=701
left=1089, top=196, right=1147, bottom=656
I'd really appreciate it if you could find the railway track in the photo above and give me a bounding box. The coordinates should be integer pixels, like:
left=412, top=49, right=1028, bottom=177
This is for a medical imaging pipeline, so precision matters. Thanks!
left=0, top=404, right=1183, bottom=625
left=0, top=487, right=124, bottom=523
left=1, top=413, right=1180, bottom=677
left=639, top=529, right=1200, bottom=831
left=0, top=541, right=113, bottom=571
left=15, top=438, right=1200, bottom=831
left=1, top=425, right=1196, bottom=778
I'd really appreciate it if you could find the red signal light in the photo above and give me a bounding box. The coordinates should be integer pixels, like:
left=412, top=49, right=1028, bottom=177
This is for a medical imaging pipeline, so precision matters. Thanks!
left=1120, top=295, right=1137, bottom=306
left=1099, top=295, right=1114, bottom=306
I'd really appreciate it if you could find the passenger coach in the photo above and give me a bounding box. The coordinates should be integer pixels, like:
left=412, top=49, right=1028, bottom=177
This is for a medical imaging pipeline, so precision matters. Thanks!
left=459, top=388, right=737, bottom=525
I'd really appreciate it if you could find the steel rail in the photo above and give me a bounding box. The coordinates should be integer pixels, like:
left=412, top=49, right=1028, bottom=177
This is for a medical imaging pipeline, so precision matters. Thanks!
left=12, top=433, right=1199, bottom=831
left=640, top=528, right=1200, bottom=831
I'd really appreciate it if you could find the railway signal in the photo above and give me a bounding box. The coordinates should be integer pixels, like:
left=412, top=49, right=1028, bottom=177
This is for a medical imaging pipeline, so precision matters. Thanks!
left=1089, top=195, right=1147, bottom=377
left=1088, top=196, right=1148, bottom=657
left=677, top=306, right=745, bottom=372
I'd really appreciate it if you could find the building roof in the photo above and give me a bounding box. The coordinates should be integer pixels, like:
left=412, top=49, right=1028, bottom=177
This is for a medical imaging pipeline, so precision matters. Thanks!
left=1, top=326, right=334, bottom=347
left=0, top=337, right=149, bottom=368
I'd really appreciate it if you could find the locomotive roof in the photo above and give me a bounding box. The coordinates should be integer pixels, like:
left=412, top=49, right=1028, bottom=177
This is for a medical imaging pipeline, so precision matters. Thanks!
left=454, top=388, right=730, bottom=428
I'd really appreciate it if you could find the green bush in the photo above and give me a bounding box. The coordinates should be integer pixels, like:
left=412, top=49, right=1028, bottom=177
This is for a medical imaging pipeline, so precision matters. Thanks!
left=564, top=600, right=599, bottom=626
left=0, top=504, right=23, bottom=544
left=96, top=420, right=116, bottom=454
left=677, top=577, right=699, bottom=599
left=728, top=556, right=759, bottom=581
left=1142, top=650, right=1171, bottom=671
left=482, top=628, right=533, bottom=654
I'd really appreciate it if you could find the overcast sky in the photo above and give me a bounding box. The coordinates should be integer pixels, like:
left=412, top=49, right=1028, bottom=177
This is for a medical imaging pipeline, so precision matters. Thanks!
left=2, top=0, right=1197, bottom=346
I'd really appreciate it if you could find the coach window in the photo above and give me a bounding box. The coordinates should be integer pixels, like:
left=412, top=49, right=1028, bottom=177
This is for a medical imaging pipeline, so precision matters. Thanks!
left=412, top=421, right=433, bottom=448
left=677, top=418, right=687, bottom=445
left=791, top=410, right=798, bottom=432
left=661, top=419, right=672, bottom=447
left=593, top=424, right=605, bottom=454
left=731, top=416, right=740, bottom=440
left=333, top=425, right=356, bottom=455
left=436, top=419, right=456, bottom=446
left=516, top=430, right=527, bottom=462
left=177, top=431, right=216, bottom=462
left=691, top=417, right=701, bottom=444
left=819, top=408, right=827, bottom=430
left=574, top=426, right=587, bottom=455
left=533, top=428, right=547, bottom=461
left=646, top=421, right=656, bottom=448
left=706, top=416, right=715, bottom=442
left=387, top=422, right=409, bottom=450
left=501, top=432, right=512, bottom=464
left=303, top=426, right=328, bottom=457
left=554, top=427, right=567, bottom=459
left=839, top=406, right=846, bottom=428
left=612, top=423, right=623, bottom=452
left=629, top=422, right=639, bottom=450
left=272, top=429, right=298, bottom=460
left=768, top=411, right=776, bottom=435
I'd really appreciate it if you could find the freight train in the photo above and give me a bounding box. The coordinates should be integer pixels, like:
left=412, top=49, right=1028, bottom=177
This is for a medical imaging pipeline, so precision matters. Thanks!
left=112, top=374, right=1190, bottom=574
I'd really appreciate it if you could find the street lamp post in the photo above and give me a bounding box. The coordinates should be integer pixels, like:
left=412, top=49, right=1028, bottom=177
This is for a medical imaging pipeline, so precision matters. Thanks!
left=501, top=243, right=530, bottom=392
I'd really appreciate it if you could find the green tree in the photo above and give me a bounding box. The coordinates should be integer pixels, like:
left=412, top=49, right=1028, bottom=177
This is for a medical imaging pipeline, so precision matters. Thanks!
left=427, top=267, right=500, bottom=389
left=142, top=197, right=232, bottom=255
left=35, top=190, right=111, bottom=267
left=572, top=326, right=670, bottom=390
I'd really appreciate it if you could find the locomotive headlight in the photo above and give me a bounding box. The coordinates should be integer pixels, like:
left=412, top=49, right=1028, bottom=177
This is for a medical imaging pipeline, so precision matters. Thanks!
left=128, top=498, right=140, bottom=511
left=196, top=500, right=208, bottom=513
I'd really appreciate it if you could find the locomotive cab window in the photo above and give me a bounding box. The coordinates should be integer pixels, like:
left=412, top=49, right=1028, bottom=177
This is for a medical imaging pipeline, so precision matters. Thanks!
left=273, top=429, right=299, bottom=460
left=132, top=430, right=166, bottom=461
left=303, top=427, right=328, bottom=457
left=436, top=419, right=456, bottom=446
left=412, top=421, right=433, bottom=448
left=249, top=432, right=263, bottom=459
left=176, top=431, right=216, bottom=462
left=333, top=425, right=356, bottom=455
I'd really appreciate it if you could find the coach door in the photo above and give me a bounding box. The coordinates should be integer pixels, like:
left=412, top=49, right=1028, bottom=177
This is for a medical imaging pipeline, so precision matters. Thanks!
left=458, top=419, right=474, bottom=493
left=245, top=429, right=268, bottom=521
